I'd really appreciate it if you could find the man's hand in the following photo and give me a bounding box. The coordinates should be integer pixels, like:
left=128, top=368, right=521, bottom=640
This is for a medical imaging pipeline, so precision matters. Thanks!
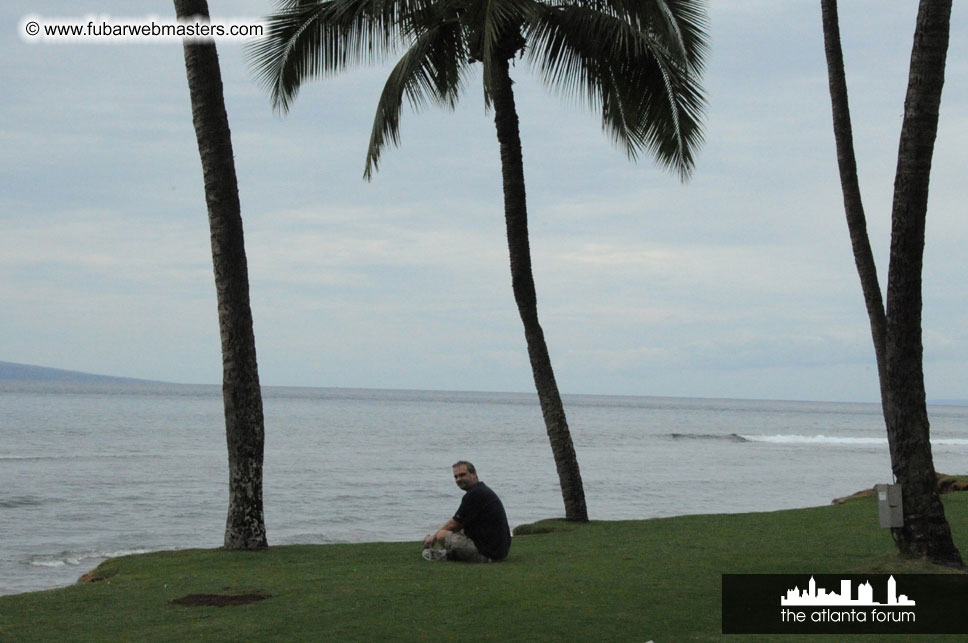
left=424, top=528, right=450, bottom=548
left=423, top=519, right=461, bottom=548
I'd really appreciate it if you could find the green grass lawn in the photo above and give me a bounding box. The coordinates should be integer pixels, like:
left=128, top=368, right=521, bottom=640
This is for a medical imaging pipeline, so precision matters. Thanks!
left=2, top=491, right=967, bottom=642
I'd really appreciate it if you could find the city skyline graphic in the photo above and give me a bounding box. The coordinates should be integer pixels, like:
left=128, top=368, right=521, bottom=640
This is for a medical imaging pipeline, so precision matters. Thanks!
left=781, top=576, right=915, bottom=607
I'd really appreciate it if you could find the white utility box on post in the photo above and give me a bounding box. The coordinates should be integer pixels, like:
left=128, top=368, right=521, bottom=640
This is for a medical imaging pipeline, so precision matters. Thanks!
left=876, top=483, right=903, bottom=528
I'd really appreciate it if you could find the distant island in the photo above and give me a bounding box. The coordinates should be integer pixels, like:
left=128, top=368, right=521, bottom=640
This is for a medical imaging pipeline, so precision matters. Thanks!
left=0, top=361, right=148, bottom=383
left=0, top=360, right=964, bottom=405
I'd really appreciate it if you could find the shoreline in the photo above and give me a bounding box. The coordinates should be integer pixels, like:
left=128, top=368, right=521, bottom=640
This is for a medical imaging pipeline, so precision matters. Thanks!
left=8, top=475, right=967, bottom=599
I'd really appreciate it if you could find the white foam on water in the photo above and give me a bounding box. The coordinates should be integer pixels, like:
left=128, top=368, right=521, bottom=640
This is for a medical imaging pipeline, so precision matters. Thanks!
left=741, top=434, right=968, bottom=447
left=28, top=548, right=155, bottom=568
left=741, top=434, right=886, bottom=446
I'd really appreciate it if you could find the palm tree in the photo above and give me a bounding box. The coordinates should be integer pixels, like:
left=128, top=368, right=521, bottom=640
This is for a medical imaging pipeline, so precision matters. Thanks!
left=819, top=1, right=887, bottom=402
left=249, top=0, right=707, bottom=521
left=175, top=0, right=269, bottom=549
left=821, top=0, right=960, bottom=566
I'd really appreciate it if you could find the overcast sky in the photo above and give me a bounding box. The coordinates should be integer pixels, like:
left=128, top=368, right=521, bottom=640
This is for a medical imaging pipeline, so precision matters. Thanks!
left=3, top=1, right=965, bottom=402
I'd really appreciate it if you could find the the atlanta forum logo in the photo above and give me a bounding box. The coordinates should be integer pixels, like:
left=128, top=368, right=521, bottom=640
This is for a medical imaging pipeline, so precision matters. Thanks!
left=780, top=575, right=915, bottom=625
left=720, top=573, right=968, bottom=634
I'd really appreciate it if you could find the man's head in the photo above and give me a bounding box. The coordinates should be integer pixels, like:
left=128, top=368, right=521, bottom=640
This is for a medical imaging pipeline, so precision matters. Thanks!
left=452, top=461, right=478, bottom=490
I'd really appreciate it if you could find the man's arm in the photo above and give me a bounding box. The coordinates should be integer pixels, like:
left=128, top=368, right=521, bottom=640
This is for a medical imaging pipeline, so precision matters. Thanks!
left=423, top=518, right=462, bottom=548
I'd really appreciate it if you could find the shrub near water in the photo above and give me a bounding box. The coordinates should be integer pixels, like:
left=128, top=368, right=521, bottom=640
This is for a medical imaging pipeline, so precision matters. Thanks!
left=1, top=491, right=966, bottom=642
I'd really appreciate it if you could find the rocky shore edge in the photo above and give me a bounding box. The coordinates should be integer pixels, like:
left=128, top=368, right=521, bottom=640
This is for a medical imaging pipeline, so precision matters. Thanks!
left=832, top=473, right=968, bottom=504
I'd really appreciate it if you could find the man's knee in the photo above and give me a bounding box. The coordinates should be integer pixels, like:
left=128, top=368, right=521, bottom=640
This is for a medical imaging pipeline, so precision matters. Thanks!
left=444, top=532, right=491, bottom=563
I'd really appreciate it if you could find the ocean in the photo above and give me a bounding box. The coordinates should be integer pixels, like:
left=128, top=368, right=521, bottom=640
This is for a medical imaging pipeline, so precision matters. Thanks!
left=2, top=380, right=967, bottom=597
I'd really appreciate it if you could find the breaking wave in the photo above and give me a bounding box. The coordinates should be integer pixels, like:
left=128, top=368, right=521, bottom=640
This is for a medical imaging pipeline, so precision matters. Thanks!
left=744, top=434, right=884, bottom=445
left=669, top=433, right=749, bottom=442
left=27, top=548, right=156, bottom=568
left=669, top=433, right=968, bottom=447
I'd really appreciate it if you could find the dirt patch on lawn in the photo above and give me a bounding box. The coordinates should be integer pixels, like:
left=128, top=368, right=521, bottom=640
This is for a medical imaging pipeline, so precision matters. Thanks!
left=169, top=593, right=271, bottom=607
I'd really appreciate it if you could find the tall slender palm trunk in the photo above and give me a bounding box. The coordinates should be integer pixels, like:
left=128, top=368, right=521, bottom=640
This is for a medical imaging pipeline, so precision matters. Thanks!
left=490, top=54, right=588, bottom=522
left=175, top=0, right=268, bottom=550
left=821, top=0, right=959, bottom=566
left=820, top=0, right=888, bottom=405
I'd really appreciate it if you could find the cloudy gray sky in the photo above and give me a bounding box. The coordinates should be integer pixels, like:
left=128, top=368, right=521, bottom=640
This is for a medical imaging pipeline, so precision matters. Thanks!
left=3, top=1, right=965, bottom=402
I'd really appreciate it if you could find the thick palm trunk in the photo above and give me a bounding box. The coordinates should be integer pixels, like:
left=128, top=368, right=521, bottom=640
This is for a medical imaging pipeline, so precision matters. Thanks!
left=883, top=0, right=959, bottom=566
left=491, top=56, right=588, bottom=521
left=175, top=0, right=268, bottom=550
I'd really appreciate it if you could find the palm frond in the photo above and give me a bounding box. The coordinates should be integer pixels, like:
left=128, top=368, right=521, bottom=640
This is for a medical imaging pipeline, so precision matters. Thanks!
left=653, top=0, right=709, bottom=71
left=250, top=0, right=707, bottom=178
left=524, top=3, right=706, bottom=177
left=364, top=19, right=469, bottom=179
left=247, top=0, right=415, bottom=112
left=547, top=0, right=708, bottom=71
left=459, top=0, right=534, bottom=106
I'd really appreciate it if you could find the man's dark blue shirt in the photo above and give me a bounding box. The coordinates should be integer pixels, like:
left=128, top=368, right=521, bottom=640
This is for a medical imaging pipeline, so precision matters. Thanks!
left=453, top=481, right=511, bottom=561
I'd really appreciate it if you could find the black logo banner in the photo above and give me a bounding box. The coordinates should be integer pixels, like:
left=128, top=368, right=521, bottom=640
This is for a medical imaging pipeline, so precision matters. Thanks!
left=722, top=574, right=968, bottom=634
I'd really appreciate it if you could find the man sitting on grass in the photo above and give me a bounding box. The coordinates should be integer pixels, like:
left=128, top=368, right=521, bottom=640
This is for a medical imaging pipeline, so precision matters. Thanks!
left=422, top=461, right=511, bottom=563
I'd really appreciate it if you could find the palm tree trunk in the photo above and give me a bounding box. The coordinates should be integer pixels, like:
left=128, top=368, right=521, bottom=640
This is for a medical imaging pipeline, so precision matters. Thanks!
left=175, top=0, right=268, bottom=550
left=820, top=0, right=888, bottom=404
left=490, top=56, right=588, bottom=522
left=824, top=0, right=960, bottom=566
left=883, top=0, right=959, bottom=566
